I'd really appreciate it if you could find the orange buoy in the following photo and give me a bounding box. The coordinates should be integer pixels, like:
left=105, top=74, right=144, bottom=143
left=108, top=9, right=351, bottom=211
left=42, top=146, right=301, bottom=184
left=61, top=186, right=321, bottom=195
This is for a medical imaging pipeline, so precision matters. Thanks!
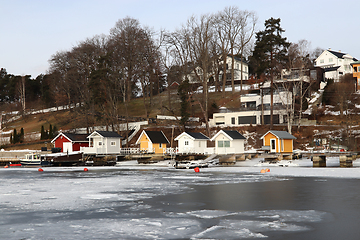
left=84, top=168, right=89, bottom=172
left=260, top=169, right=266, bottom=173
left=38, top=168, right=44, bottom=172
left=194, top=167, right=200, bottom=173
left=265, top=168, right=270, bottom=172
left=4, top=165, right=9, bottom=168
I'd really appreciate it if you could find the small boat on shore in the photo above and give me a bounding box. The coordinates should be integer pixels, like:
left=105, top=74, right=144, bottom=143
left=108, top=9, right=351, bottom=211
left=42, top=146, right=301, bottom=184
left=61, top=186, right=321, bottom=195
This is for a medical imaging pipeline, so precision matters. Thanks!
left=174, top=160, right=209, bottom=169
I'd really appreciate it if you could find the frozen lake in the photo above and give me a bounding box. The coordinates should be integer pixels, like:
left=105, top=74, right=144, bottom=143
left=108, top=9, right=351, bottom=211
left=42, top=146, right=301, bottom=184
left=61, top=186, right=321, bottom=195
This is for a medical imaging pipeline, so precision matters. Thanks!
left=2, top=158, right=360, bottom=239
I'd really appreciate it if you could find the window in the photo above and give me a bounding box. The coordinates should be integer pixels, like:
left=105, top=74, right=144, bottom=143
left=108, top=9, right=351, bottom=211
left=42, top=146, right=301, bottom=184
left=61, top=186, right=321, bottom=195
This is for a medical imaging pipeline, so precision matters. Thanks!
left=236, top=63, right=239, bottom=69
left=231, top=117, right=235, bottom=124
left=354, top=66, right=358, bottom=72
left=218, top=140, right=230, bottom=148
left=159, top=143, right=163, bottom=148
left=329, top=58, right=333, bottom=62
left=98, top=142, right=102, bottom=146
left=238, top=116, right=257, bottom=124
left=199, top=141, right=201, bottom=147
left=320, top=59, right=324, bottom=64
left=111, top=141, right=116, bottom=146
left=185, top=141, right=189, bottom=146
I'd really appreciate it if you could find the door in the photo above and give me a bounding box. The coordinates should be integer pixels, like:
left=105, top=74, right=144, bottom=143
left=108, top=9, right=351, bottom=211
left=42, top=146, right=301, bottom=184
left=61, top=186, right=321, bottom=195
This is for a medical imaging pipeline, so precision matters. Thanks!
left=63, top=142, right=73, bottom=153
left=270, top=139, right=276, bottom=153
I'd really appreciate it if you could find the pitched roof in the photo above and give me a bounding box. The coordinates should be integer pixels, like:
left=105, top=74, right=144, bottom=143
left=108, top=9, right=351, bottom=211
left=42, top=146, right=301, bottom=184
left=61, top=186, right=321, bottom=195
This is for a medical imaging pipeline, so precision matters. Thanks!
left=91, top=131, right=122, bottom=138
left=328, top=50, right=346, bottom=59
left=63, top=133, right=88, bottom=142
left=222, top=130, right=246, bottom=140
left=51, top=132, right=88, bottom=143
left=145, top=131, right=170, bottom=144
left=211, top=130, right=246, bottom=141
left=262, top=130, right=296, bottom=140
left=185, top=132, right=209, bottom=140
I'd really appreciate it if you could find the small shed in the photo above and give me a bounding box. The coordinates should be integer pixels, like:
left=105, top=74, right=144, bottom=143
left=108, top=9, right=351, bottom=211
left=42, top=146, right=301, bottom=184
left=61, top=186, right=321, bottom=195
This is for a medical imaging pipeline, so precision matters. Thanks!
left=51, top=132, right=89, bottom=153
left=174, top=132, right=210, bottom=154
left=260, top=130, right=296, bottom=153
left=82, top=131, right=122, bottom=155
left=135, top=130, right=170, bottom=154
left=210, top=130, right=246, bottom=154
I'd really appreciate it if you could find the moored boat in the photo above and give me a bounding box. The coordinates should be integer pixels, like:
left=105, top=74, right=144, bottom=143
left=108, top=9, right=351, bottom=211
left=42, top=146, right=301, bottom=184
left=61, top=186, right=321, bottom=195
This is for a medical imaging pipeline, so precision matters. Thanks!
left=174, top=160, right=209, bottom=169
left=20, top=153, right=52, bottom=166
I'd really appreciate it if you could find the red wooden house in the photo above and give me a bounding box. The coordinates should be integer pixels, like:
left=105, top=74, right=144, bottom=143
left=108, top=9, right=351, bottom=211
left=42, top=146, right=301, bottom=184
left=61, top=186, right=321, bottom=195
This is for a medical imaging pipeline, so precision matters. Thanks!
left=51, top=132, right=89, bottom=152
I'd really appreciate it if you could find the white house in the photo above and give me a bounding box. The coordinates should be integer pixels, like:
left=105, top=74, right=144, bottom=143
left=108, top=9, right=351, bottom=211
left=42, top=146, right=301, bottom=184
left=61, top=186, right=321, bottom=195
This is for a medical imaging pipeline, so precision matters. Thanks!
left=174, top=132, right=211, bottom=154
left=223, top=55, right=249, bottom=81
left=315, top=49, right=358, bottom=82
left=187, top=55, right=249, bottom=84
left=210, top=130, right=246, bottom=154
left=210, top=80, right=293, bottom=126
left=81, top=131, right=122, bottom=155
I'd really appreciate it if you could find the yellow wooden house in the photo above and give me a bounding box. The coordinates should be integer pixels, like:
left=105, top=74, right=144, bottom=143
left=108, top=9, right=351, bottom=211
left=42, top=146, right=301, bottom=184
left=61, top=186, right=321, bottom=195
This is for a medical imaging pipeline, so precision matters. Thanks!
left=260, top=130, right=296, bottom=153
left=351, top=61, right=360, bottom=91
left=135, top=130, right=170, bottom=154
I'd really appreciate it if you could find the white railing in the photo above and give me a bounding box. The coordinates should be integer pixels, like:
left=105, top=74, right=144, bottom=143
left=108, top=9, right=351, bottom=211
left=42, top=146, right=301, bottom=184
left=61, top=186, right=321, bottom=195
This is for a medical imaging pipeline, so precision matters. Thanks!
left=120, top=148, right=140, bottom=155
left=164, top=147, right=178, bottom=155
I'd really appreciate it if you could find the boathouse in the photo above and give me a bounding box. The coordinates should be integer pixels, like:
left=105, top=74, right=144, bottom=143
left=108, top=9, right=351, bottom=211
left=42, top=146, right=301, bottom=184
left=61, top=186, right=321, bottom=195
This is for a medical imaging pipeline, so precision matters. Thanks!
left=174, top=132, right=210, bottom=154
left=260, top=130, right=296, bottom=153
left=81, top=131, right=122, bottom=155
left=135, top=130, right=169, bottom=154
left=51, top=132, right=89, bottom=153
left=210, top=130, right=246, bottom=155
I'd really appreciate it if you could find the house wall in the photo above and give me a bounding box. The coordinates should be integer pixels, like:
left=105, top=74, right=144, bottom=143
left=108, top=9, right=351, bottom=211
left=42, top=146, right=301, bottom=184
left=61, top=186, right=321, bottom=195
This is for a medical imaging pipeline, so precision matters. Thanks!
left=72, top=142, right=89, bottom=152
left=315, top=50, right=355, bottom=82
left=263, top=132, right=276, bottom=148
left=213, top=133, right=244, bottom=154
left=225, top=57, right=249, bottom=80
left=194, top=140, right=207, bottom=154
left=104, top=138, right=120, bottom=154
left=54, top=137, right=70, bottom=151
left=282, top=139, right=293, bottom=153
left=177, top=135, right=208, bottom=154
left=88, top=135, right=120, bottom=154
left=153, top=143, right=167, bottom=154
left=177, top=135, right=194, bottom=153
left=138, top=134, right=151, bottom=152
left=353, top=63, right=360, bottom=91
left=263, top=133, right=293, bottom=153
left=210, top=109, right=287, bottom=127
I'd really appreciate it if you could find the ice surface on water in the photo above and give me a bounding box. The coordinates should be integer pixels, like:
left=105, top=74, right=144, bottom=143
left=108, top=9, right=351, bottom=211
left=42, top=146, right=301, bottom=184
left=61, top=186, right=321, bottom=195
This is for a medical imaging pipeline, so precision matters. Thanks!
left=0, top=166, right=338, bottom=239
left=193, top=225, right=267, bottom=239
left=188, top=210, right=237, bottom=219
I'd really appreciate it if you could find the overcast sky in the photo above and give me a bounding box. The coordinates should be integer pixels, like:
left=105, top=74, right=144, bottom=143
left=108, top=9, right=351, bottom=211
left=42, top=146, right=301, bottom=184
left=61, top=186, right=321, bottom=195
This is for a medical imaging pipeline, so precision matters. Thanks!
left=1, top=0, right=359, bottom=78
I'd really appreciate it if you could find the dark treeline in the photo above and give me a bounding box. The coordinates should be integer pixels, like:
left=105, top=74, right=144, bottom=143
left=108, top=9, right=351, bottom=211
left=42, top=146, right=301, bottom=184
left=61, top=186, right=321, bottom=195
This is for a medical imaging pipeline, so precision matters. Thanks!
left=1, top=6, right=325, bottom=134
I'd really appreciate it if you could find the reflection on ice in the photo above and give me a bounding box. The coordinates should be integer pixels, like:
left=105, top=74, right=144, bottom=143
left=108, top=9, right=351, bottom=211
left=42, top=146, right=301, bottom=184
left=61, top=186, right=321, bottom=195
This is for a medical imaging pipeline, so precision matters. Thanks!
left=188, top=210, right=237, bottom=219
left=193, top=225, right=267, bottom=239
left=239, top=210, right=326, bottom=222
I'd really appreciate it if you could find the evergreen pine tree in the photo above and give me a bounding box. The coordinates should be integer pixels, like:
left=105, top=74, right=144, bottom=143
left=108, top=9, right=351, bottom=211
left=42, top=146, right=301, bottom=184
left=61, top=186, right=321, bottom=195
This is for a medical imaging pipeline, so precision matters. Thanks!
left=49, top=124, right=53, bottom=139
left=20, top=128, right=24, bottom=143
left=13, top=129, right=18, bottom=144
left=52, top=125, right=58, bottom=137
left=41, top=125, right=45, bottom=140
